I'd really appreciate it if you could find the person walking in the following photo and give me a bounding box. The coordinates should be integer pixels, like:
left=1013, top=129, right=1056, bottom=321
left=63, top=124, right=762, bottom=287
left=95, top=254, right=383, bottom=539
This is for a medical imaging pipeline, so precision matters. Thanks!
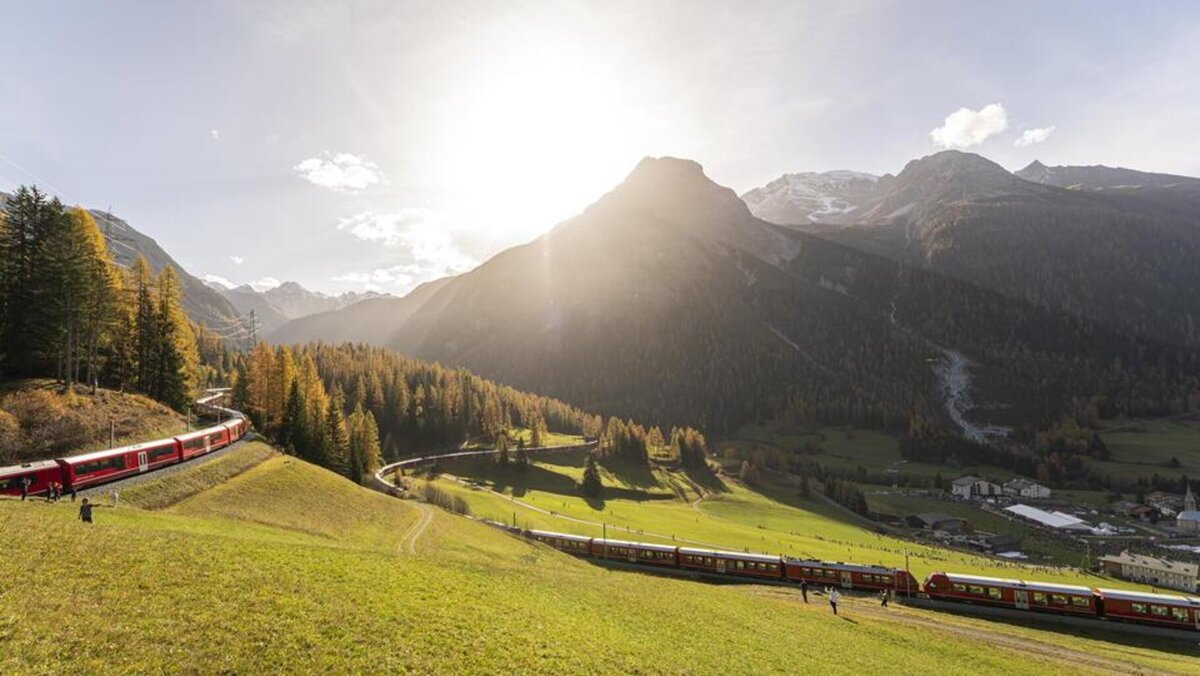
left=799, top=579, right=809, bottom=603
left=829, top=588, right=841, bottom=616
left=880, top=589, right=889, bottom=608
left=79, top=498, right=98, bottom=524
left=19, top=476, right=30, bottom=501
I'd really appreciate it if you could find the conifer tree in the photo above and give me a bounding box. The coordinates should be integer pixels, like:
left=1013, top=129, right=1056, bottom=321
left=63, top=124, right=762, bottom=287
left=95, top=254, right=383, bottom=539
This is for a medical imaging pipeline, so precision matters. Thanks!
left=581, top=453, right=602, bottom=497
left=325, top=386, right=351, bottom=479
left=131, top=257, right=160, bottom=396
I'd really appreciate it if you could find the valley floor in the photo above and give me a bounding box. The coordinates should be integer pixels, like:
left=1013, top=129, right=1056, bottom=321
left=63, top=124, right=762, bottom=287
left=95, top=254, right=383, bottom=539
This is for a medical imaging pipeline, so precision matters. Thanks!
left=2, top=443, right=1197, bottom=674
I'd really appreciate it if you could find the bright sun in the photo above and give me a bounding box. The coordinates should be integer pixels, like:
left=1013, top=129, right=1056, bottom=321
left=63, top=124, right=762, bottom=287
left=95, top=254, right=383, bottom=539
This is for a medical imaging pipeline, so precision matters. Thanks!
left=425, top=37, right=670, bottom=244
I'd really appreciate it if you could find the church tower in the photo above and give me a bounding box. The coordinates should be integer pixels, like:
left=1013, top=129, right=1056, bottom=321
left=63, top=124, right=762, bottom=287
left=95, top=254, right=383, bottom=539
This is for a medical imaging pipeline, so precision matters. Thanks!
left=1186, top=481, right=1197, bottom=512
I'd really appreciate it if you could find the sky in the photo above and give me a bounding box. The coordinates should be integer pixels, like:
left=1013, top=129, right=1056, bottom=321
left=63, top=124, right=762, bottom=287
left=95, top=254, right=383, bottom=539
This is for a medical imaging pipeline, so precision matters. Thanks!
left=2, top=0, right=1199, bottom=296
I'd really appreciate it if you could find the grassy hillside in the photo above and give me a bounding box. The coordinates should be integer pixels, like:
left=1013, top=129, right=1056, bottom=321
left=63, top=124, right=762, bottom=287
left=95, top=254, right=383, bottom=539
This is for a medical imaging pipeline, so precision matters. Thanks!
left=1, top=446, right=1196, bottom=673
left=420, top=451, right=1157, bottom=589
left=0, top=379, right=188, bottom=465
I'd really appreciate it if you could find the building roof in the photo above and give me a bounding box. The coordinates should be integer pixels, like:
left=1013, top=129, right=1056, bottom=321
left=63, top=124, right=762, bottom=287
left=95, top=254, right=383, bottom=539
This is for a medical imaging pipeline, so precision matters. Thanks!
left=912, top=512, right=963, bottom=526
left=1177, top=510, right=1200, bottom=522
left=951, top=476, right=980, bottom=486
left=1004, top=477, right=1046, bottom=490
left=1004, top=504, right=1091, bottom=529
left=1098, top=551, right=1199, bottom=577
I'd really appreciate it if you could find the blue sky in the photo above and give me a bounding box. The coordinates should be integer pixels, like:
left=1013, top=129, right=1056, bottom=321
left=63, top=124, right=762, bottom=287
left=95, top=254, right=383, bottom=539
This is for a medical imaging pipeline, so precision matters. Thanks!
left=2, top=0, right=1198, bottom=295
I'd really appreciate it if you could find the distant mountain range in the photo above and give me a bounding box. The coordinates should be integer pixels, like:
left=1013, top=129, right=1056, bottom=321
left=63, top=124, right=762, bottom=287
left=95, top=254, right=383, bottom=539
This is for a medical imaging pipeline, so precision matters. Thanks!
left=206, top=280, right=391, bottom=333
left=268, top=154, right=1200, bottom=434
left=745, top=151, right=1200, bottom=348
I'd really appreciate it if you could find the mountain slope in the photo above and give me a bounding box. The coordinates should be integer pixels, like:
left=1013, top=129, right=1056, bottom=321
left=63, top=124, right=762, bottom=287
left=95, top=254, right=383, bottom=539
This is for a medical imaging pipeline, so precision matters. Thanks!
left=740, top=170, right=879, bottom=225
left=272, top=157, right=1199, bottom=434
left=1016, top=160, right=1200, bottom=191
left=0, top=191, right=243, bottom=329
left=753, top=151, right=1200, bottom=348
left=211, top=284, right=291, bottom=333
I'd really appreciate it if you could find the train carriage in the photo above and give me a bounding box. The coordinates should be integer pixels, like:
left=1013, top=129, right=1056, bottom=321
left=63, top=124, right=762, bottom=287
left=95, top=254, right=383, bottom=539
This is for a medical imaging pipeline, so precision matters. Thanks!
left=0, top=460, right=63, bottom=497
left=175, top=425, right=232, bottom=461
left=784, top=558, right=919, bottom=592
left=924, top=573, right=1096, bottom=616
left=59, top=438, right=182, bottom=490
left=677, top=547, right=783, bottom=580
left=223, top=417, right=249, bottom=441
left=528, top=530, right=593, bottom=556
left=1097, top=588, right=1200, bottom=630
left=590, top=538, right=679, bottom=567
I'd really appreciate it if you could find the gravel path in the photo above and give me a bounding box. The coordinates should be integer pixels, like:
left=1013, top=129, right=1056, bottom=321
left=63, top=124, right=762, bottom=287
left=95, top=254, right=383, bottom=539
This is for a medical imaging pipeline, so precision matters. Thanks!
left=75, top=438, right=255, bottom=500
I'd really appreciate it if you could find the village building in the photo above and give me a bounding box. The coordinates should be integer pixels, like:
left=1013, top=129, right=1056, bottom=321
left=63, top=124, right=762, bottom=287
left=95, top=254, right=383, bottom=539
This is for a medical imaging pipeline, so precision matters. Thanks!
left=1099, top=551, right=1200, bottom=593
left=1003, top=477, right=1051, bottom=499
left=1145, top=491, right=1183, bottom=517
left=1177, top=483, right=1200, bottom=533
left=1003, top=504, right=1093, bottom=532
left=907, top=512, right=971, bottom=534
left=950, top=476, right=1004, bottom=500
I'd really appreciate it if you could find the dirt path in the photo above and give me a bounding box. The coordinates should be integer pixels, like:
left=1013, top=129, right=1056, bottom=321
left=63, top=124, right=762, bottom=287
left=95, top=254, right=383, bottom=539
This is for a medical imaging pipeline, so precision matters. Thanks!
left=398, top=502, right=435, bottom=554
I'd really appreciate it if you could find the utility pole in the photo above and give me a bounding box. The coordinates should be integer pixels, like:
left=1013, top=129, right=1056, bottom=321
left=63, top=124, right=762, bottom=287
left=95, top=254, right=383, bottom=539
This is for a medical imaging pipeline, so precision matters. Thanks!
left=110, top=419, right=115, bottom=449
left=187, top=405, right=191, bottom=432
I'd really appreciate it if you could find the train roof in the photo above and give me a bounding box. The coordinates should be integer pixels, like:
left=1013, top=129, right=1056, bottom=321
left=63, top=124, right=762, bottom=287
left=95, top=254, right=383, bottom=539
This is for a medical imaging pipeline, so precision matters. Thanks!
left=935, top=573, right=1092, bottom=595
left=784, top=558, right=900, bottom=575
left=0, top=459, right=60, bottom=477
left=61, top=437, right=178, bottom=465
left=1095, top=588, right=1200, bottom=606
left=528, top=530, right=591, bottom=543
left=595, top=538, right=677, bottom=553
left=175, top=424, right=230, bottom=441
left=678, top=547, right=782, bottom=564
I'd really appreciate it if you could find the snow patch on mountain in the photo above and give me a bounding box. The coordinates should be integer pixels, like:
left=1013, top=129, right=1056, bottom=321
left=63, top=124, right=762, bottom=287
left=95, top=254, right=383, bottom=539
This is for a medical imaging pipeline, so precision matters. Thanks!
left=742, top=170, right=879, bottom=225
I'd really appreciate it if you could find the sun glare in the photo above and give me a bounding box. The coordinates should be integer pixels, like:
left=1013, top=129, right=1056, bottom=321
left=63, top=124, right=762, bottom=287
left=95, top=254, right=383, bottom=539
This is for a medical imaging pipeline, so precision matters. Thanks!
left=426, top=38, right=668, bottom=244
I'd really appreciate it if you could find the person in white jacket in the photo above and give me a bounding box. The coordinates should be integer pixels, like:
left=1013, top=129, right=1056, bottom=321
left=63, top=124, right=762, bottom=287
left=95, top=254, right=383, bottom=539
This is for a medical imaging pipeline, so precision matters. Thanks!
left=828, top=588, right=841, bottom=615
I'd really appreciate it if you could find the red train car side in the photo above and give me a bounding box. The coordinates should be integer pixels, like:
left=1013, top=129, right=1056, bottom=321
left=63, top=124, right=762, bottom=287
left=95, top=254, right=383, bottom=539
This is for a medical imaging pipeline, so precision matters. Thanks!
left=175, top=425, right=232, bottom=461
left=677, top=547, right=783, bottom=580
left=528, top=529, right=593, bottom=556
left=0, top=460, right=64, bottom=497
left=924, top=573, right=1096, bottom=617
left=784, top=559, right=918, bottom=593
left=590, top=538, right=678, bottom=567
left=59, top=438, right=182, bottom=490
left=1097, top=588, right=1200, bottom=630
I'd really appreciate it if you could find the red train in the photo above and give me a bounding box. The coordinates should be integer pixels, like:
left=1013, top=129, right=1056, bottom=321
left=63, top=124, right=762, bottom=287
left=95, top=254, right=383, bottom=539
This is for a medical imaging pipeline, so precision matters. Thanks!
left=525, top=529, right=922, bottom=593
left=523, top=529, right=1200, bottom=632
left=0, top=416, right=249, bottom=497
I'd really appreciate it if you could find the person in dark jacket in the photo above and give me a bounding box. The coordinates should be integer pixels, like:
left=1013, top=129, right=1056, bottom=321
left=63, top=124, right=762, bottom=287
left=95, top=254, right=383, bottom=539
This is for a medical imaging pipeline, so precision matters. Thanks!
left=880, top=589, right=889, bottom=608
left=799, top=579, right=809, bottom=603
left=19, top=476, right=30, bottom=501
left=79, top=498, right=98, bottom=524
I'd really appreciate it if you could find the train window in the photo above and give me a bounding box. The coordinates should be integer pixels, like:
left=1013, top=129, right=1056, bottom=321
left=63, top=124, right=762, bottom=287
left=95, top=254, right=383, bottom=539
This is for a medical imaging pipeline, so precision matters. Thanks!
left=149, top=446, right=176, bottom=461
left=1032, top=592, right=1047, bottom=604
left=987, top=588, right=1002, bottom=600
left=1051, top=594, right=1068, bottom=605
left=1150, top=606, right=1169, bottom=617
left=75, top=456, right=126, bottom=475
left=1131, top=603, right=1147, bottom=614
left=735, top=561, right=745, bottom=570
left=1172, top=608, right=1188, bottom=622
left=1071, top=596, right=1089, bottom=607
left=968, top=585, right=985, bottom=595
left=953, top=584, right=967, bottom=593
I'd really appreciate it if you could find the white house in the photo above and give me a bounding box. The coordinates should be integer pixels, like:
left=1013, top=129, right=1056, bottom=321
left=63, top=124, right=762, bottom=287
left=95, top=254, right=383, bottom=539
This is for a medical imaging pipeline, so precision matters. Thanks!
left=1003, top=477, right=1051, bottom=499
left=951, top=475, right=1003, bottom=499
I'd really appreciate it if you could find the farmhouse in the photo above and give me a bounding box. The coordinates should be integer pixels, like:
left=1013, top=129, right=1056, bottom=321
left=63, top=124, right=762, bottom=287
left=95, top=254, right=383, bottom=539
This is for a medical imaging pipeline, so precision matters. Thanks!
left=1099, top=551, right=1200, bottom=593
left=950, top=476, right=1003, bottom=500
left=1003, top=477, right=1050, bottom=499
left=907, top=512, right=971, bottom=533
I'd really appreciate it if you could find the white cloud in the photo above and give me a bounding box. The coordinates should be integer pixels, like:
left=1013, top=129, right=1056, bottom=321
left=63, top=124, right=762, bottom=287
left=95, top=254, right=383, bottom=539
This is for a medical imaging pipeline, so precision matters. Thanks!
left=293, top=152, right=385, bottom=193
left=210, top=129, right=220, bottom=140
left=203, top=274, right=236, bottom=289
left=229, top=255, right=244, bottom=265
left=930, top=103, right=1009, bottom=149
left=249, top=276, right=282, bottom=292
left=333, top=209, right=477, bottom=293
left=1014, top=125, right=1056, bottom=147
